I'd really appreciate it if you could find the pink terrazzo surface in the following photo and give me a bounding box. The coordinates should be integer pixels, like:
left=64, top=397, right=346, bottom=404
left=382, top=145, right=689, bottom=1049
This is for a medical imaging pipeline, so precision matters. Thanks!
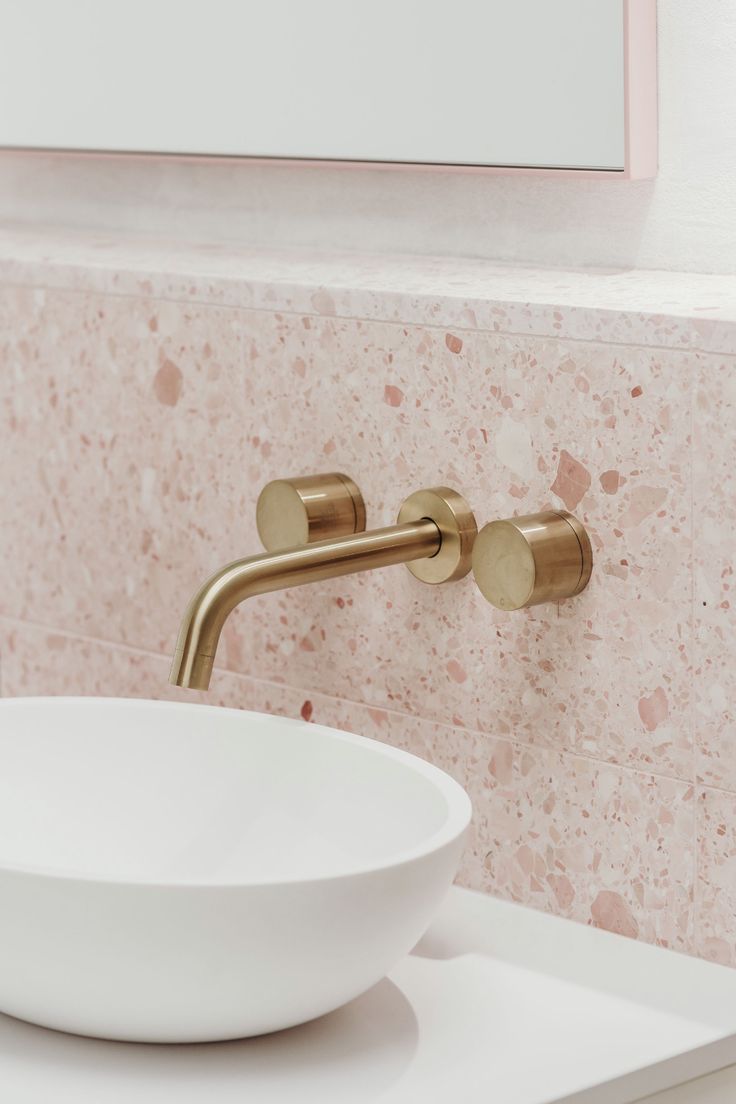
left=1, top=231, right=735, bottom=962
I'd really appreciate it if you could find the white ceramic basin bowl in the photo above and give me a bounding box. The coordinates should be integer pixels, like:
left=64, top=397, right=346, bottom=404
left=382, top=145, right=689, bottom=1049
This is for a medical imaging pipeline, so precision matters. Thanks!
left=0, top=697, right=470, bottom=1043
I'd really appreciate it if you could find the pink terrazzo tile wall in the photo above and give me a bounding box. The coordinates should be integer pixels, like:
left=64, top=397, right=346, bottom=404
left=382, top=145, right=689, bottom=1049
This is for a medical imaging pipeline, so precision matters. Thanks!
left=1, top=256, right=735, bottom=963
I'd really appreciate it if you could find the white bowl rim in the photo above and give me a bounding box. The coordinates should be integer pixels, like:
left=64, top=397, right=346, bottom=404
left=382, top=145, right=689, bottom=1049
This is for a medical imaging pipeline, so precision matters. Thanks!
left=0, top=696, right=472, bottom=889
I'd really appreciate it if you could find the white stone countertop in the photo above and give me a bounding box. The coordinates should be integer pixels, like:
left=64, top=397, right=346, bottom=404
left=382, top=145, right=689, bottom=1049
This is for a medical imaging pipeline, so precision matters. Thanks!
left=3, top=886, right=736, bottom=1104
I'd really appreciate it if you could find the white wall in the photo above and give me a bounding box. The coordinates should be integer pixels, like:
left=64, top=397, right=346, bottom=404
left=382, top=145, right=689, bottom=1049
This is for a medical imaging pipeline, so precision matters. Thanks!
left=0, top=0, right=733, bottom=274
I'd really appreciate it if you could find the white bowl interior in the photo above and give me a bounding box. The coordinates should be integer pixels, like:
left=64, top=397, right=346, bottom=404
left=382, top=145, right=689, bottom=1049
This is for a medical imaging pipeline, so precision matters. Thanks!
left=0, top=698, right=465, bottom=885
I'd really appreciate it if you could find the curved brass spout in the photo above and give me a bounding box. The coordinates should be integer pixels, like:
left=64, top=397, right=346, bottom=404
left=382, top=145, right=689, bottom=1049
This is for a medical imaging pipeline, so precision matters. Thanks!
left=170, top=520, right=441, bottom=690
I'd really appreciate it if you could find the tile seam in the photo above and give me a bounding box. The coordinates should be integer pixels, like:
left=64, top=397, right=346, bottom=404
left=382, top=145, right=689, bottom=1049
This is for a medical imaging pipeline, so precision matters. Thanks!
left=0, top=614, right=702, bottom=791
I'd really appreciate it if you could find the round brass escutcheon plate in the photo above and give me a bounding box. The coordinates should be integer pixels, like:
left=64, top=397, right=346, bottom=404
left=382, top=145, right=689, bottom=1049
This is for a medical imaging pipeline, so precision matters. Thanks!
left=472, top=510, right=593, bottom=610
left=257, top=473, right=367, bottom=552
left=397, top=487, right=478, bottom=583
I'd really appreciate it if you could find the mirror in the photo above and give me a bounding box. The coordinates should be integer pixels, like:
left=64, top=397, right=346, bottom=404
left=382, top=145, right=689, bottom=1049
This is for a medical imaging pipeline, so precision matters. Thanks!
left=0, top=0, right=656, bottom=176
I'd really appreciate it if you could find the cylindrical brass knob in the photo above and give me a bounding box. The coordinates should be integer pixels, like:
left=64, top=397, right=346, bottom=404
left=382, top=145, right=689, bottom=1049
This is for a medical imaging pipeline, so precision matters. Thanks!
left=256, top=473, right=366, bottom=552
left=472, top=510, right=592, bottom=610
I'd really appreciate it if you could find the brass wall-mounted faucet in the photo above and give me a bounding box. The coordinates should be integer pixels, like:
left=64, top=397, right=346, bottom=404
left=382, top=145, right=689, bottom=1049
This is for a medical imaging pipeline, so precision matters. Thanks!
left=170, top=475, right=476, bottom=690
left=170, top=472, right=592, bottom=691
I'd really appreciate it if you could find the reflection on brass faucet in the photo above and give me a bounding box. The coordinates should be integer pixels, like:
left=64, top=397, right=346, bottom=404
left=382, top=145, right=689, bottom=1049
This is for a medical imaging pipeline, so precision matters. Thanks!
left=170, top=475, right=477, bottom=690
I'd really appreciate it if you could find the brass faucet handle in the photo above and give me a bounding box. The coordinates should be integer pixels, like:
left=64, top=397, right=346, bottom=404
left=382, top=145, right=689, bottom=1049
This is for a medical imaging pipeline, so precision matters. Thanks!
left=256, top=473, right=366, bottom=552
left=472, top=510, right=592, bottom=610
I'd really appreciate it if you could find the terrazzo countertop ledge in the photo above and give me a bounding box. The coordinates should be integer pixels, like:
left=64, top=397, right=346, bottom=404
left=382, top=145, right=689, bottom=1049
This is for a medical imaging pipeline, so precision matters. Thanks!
left=1, top=224, right=735, bottom=355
